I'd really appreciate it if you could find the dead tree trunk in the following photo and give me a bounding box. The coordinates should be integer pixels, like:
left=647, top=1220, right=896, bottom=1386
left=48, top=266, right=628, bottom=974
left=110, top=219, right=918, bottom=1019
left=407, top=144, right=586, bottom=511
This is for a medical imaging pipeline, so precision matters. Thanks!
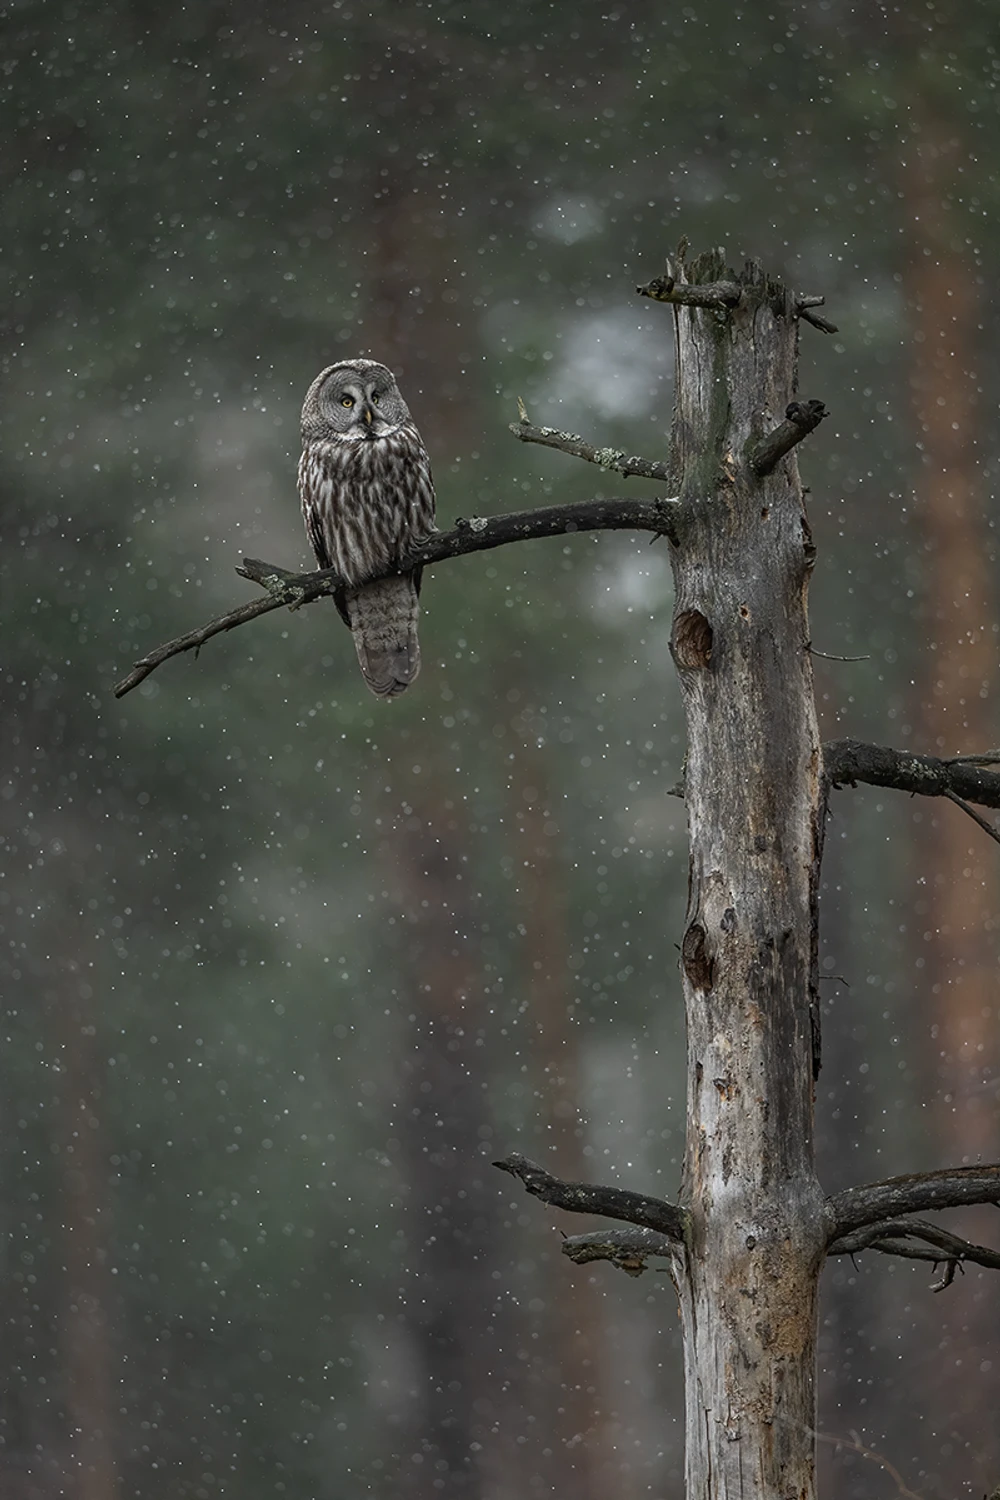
left=665, top=251, right=826, bottom=1500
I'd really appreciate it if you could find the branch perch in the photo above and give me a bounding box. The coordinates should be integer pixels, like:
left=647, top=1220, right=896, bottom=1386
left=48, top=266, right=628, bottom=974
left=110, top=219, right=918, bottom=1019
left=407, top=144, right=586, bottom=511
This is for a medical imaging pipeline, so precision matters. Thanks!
left=113, top=494, right=676, bottom=698
left=493, top=1151, right=688, bottom=1242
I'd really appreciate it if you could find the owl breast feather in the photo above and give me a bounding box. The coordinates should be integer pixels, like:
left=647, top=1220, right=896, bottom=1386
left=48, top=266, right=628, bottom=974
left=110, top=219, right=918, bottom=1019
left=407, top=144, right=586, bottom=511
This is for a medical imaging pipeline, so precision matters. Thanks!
left=299, top=426, right=435, bottom=588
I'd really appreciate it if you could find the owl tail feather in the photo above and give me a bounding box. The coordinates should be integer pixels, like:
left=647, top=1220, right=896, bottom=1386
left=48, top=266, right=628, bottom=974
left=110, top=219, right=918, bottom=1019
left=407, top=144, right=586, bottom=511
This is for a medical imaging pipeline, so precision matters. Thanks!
left=345, top=576, right=421, bottom=700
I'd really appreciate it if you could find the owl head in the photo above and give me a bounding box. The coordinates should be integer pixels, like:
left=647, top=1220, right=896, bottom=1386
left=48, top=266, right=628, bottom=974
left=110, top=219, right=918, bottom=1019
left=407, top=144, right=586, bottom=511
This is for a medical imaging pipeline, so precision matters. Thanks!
left=300, top=358, right=412, bottom=443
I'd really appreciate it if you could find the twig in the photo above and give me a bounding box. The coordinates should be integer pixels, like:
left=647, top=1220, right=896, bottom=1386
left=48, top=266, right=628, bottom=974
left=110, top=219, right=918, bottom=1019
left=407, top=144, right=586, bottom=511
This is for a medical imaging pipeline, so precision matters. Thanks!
left=811, top=1428, right=922, bottom=1500
left=509, top=416, right=676, bottom=485
left=943, top=788, right=1000, bottom=846
left=559, top=1225, right=677, bottom=1276
left=824, top=738, right=1000, bottom=813
left=929, top=1259, right=958, bottom=1292
left=827, top=1163, right=1000, bottom=1239
left=113, top=594, right=304, bottom=699
left=113, top=494, right=676, bottom=698
left=945, top=750, right=1000, bottom=766
left=750, top=400, right=828, bottom=477
left=493, top=1150, right=688, bottom=1241
left=796, top=305, right=839, bottom=335
left=808, top=647, right=870, bottom=663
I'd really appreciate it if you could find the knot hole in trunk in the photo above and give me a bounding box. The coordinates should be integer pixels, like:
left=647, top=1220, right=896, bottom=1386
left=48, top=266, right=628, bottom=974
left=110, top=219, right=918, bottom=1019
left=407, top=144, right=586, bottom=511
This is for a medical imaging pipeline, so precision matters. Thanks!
left=682, top=922, right=714, bottom=992
left=672, top=609, right=713, bottom=669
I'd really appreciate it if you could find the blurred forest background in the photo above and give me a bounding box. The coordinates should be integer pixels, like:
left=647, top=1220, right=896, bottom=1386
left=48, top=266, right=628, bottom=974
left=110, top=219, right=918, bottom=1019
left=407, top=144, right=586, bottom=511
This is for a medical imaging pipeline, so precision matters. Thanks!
left=2, top=1, right=999, bottom=1497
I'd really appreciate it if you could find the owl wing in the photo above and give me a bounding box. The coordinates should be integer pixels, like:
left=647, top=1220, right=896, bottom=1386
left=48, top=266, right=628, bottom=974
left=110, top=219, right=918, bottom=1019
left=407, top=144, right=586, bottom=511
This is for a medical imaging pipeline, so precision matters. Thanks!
left=304, top=501, right=332, bottom=571
left=298, top=446, right=352, bottom=626
left=397, top=426, right=436, bottom=601
left=402, top=428, right=437, bottom=544
left=298, top=447, right=333, bottom=569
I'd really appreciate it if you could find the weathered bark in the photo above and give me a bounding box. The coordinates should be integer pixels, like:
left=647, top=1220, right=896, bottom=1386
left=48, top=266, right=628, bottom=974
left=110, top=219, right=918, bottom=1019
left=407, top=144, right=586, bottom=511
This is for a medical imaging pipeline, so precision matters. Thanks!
left=665, top=252, right=826, bottom=1500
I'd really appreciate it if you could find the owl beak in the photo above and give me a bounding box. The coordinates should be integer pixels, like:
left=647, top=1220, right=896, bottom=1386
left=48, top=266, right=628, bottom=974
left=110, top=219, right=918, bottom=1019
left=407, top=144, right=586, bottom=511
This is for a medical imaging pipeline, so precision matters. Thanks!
left=362, top=406, right=374, bottom=426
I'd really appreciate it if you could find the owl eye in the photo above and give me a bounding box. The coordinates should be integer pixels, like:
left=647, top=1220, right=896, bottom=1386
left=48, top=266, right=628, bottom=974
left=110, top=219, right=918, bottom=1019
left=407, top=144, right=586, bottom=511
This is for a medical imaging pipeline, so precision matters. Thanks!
left=341, top=395, right=354, bottom=408
left=371, top=392, right=380, bottom=405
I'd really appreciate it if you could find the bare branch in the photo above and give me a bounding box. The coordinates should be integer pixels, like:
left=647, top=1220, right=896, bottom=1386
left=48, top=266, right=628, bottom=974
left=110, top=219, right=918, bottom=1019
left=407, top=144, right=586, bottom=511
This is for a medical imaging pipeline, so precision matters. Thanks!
left=559, top=1226, right=677, bottom=1276
left=828, top=1164, right=1000, bottom=1239
left=841, top=1237, right=950, bottom=1262
left=830, top=1213, right=1000, bottom=1293
left=824, top=737, right=1000, bottom=812
left=493, top=1151, right=688, bottom=1242
left=113, top=494, right=676, bottom=699
left=829, top=1219, right=949, bottom=1256
left=636, top=272, right=742, bottom=309
left=508, top=417, right=676, bottom=485
left=750, top=400, right=828, bottom=477
left=828, top=1216, right=1000, bottom=1271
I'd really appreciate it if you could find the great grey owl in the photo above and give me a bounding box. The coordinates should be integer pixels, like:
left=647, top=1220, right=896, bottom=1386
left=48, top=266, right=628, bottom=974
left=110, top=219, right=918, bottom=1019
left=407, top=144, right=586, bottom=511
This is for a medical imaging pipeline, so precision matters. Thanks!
left=297, top=359, right=436, bottom=699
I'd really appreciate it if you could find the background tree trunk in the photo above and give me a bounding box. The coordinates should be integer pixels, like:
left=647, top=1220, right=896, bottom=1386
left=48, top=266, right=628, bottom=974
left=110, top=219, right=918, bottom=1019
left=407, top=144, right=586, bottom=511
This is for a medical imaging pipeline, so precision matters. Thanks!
left=905, top=122, right=998, bottom=1160
left=55, top=955, right=120, bottom=1500
left=387, top=782, right=508, bottom=1500
left=509, top=733, right=614, bottom=1500
left=666, top=255, right=826, bottom=1499
left=904, top=110, right=1000, bottom=1475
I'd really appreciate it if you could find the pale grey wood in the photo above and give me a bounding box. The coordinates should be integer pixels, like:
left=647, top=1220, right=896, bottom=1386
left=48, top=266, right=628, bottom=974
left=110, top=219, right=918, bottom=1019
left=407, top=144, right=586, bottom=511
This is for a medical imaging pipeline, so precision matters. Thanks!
left=666, top=250, right=827, bottom=1500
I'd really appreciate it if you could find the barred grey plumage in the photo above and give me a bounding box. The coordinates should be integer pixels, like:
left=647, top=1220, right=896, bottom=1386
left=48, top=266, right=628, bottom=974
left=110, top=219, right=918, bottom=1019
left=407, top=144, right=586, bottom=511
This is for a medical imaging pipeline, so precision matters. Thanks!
left=297, top=359, right=436, bottom=699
